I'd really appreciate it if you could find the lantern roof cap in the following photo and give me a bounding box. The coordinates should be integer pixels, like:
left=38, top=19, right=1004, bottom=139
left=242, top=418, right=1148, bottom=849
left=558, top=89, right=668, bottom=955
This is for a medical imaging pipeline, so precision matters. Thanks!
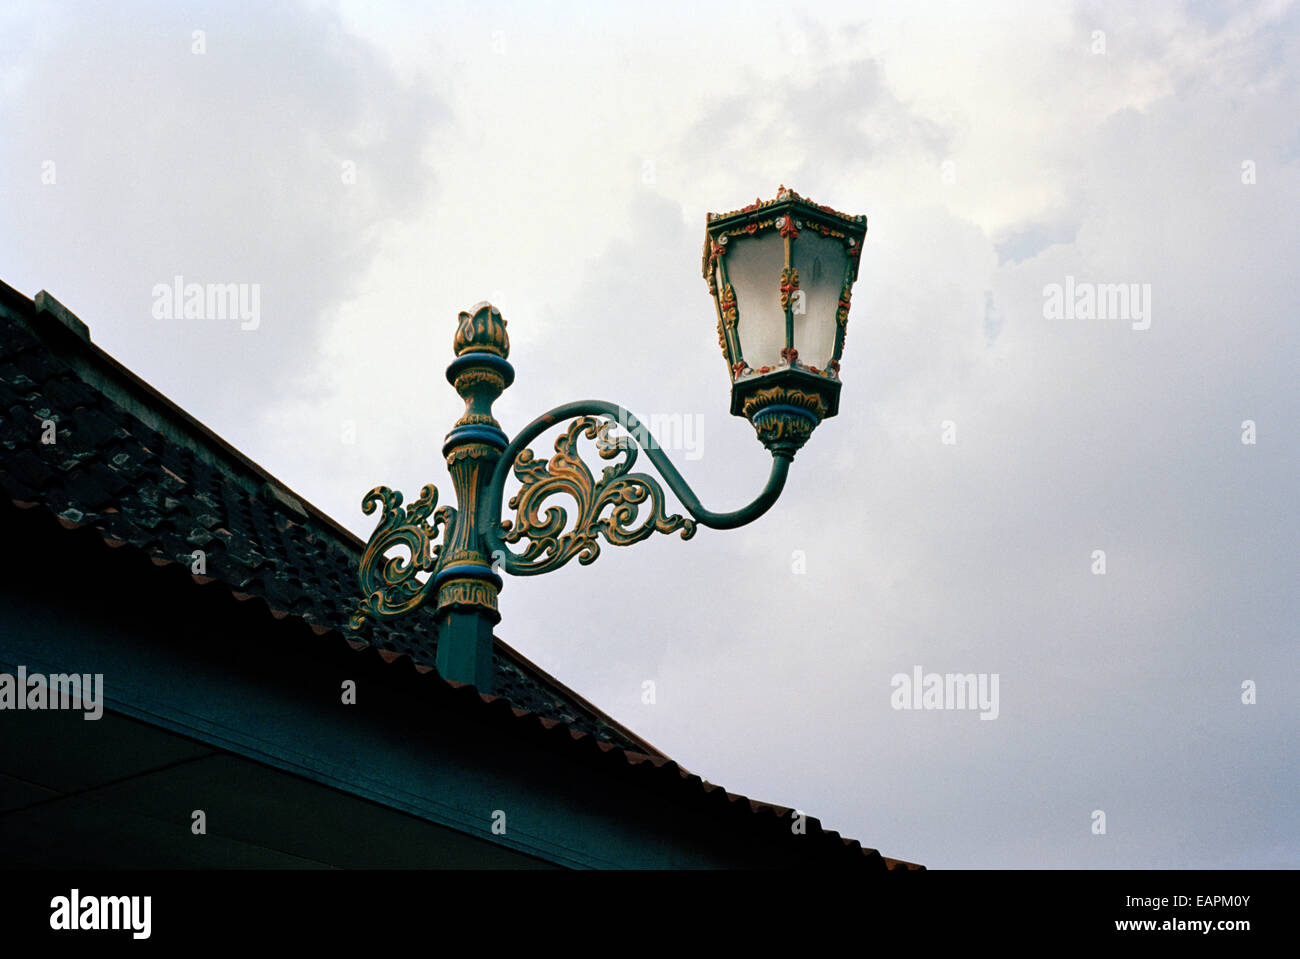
left=704, top=185, right=867, bottom=228
left=701, top=187, right=868, bottom=284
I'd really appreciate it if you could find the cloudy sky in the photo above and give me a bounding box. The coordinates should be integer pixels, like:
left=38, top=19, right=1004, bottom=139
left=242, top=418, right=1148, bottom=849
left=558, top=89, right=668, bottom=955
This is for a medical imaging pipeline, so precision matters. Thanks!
left=2, top=0, right=1295, bottom=868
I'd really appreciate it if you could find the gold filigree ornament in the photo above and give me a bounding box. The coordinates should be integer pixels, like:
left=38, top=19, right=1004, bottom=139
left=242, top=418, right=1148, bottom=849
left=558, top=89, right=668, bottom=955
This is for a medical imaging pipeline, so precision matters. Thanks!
left=500, top=417, right=696, bottom=575
left=350, top=484, right=456, bottom=628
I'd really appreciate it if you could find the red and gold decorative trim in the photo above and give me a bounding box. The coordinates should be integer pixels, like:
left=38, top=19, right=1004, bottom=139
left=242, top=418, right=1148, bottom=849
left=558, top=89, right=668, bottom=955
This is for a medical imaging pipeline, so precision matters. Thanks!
left=779, top=267, right=800, bottom=308
left=718, top=283, right=737, bottom=322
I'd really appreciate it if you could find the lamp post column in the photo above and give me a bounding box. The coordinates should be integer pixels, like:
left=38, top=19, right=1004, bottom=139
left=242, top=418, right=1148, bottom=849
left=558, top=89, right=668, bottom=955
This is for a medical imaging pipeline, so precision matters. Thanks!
left=434, top=303, right=513, bottom=693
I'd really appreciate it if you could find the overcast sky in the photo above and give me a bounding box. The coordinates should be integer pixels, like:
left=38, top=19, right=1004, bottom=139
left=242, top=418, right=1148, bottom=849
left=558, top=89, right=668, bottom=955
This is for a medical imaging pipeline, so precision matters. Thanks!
left=2, top=0, right=1295, bottom=868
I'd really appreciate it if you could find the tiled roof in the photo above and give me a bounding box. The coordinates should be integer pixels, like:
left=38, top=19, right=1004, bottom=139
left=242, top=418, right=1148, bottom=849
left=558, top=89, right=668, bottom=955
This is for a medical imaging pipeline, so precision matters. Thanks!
left=0, top=281, right=922, bottom=869
left=0, top=282, right=655, bottom=753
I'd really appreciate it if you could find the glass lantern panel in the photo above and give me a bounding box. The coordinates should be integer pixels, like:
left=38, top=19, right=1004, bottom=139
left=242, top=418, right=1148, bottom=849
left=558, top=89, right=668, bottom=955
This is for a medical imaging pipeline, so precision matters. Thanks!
left=791, top=231, right=849, bottom=368
left=726, top=230, right=786, bottom=370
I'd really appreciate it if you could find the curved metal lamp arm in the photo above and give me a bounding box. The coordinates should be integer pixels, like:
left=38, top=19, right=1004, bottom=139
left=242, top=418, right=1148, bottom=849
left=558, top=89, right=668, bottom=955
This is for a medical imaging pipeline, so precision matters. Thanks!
left=480, top=400, right=792, bottom=576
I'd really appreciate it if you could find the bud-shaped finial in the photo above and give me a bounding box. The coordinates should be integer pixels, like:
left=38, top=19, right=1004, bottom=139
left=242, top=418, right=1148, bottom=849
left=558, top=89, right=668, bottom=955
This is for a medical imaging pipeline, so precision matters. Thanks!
left=454, top=302, right=510, bottom=358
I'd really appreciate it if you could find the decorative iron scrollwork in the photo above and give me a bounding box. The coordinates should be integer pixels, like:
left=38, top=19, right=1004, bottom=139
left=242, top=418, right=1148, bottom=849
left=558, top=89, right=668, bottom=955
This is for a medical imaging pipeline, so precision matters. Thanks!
left=350, top=483, right=456, bottom=628
left=499, top=417, right=696, bottom=575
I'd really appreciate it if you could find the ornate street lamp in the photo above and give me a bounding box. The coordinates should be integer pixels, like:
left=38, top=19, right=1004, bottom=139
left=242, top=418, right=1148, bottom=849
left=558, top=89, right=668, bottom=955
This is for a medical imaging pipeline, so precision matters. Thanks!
left=351, top=187, right=867, bottom=692
left=706, top=185, right=866, bottom=454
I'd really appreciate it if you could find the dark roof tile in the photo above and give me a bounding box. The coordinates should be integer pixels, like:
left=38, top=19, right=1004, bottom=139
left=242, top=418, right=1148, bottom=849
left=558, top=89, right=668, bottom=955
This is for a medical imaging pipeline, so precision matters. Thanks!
left=3, top=449, right=59, bottom=490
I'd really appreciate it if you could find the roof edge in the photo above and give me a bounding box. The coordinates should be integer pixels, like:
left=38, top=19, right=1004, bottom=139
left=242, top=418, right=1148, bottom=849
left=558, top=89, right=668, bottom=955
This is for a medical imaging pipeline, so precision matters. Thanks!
left=494, top=641, right=672, bottom=762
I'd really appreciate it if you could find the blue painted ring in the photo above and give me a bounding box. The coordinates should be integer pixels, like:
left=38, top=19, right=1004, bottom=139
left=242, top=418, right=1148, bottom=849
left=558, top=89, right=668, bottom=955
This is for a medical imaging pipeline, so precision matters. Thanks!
left=749, top=403, right=822, bottom=425
left=442, top=425, right=509, bottom=457
left=433, top=563, right=504, bottom=590
left=445, top=351, right=515, bottom=387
